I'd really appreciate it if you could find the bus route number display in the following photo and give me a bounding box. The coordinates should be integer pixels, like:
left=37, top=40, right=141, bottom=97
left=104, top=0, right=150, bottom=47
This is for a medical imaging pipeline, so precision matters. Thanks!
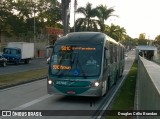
left=61, top=46, right=96, bottom=51
left=53, top=65, right=71, bottom=70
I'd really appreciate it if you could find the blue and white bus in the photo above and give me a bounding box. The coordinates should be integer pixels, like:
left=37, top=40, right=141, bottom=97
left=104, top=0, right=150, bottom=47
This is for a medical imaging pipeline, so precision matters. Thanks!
left=47, top=32, right=125, bottom=97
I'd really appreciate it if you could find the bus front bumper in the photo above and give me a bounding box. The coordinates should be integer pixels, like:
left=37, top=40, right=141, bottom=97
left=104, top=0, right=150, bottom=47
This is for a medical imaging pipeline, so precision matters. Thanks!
left=47, top=84, right=103, bottom=97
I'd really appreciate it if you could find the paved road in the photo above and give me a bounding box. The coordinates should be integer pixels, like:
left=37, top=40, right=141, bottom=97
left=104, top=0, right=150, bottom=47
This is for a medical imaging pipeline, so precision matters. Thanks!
left=0, top=58, right=48, bottom=75
left=0, top=51, right=135, bottom=119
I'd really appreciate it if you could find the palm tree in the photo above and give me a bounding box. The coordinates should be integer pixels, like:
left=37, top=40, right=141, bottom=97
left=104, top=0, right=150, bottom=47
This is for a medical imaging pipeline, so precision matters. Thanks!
left=96, top=5, right=117, bottom=32
left=75, top=2, right=99, bottom=31
left=105, top=24, right=126, bottom=42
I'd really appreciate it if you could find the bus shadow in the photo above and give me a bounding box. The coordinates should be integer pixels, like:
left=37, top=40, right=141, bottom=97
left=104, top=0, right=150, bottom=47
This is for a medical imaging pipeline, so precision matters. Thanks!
left=54, top=95, right=102, bottom=107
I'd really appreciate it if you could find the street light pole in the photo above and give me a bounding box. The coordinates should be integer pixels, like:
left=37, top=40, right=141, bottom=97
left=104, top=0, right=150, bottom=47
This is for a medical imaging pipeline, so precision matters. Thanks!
left=32, top=0, right=36, bottom=57
left=61, top=0, right=71, bottom=35
left=74, top=0, right=77, bottom=32
left=34, top=9, right=36, bottom=43
left=33, top=0, right=36, bottom=43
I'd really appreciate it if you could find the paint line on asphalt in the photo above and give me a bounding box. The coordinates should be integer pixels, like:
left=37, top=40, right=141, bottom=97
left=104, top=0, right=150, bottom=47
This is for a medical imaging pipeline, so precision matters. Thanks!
left=96, top=57, right=134, bottom=119
left=12, top=94, right=52, bottom=110
left=0, top=95, right=51, bottom=119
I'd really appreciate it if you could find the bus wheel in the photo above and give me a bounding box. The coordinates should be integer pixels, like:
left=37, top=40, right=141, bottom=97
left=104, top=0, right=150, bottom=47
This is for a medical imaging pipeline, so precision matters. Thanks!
left=114, top=72, right=118, bottom=85
left=120, top=67, right=124, bottom=77
left=103, top=81, right=108, bottom=97
left=107, top=77, right=111, bottom=90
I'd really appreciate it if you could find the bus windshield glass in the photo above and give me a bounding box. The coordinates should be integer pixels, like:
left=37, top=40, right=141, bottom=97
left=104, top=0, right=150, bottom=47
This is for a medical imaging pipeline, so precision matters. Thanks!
left=50, top=44, right=102, bottom=77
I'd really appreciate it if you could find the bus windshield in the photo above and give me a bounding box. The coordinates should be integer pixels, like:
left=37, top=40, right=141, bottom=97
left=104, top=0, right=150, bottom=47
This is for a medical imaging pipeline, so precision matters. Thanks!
left=50, top=44, right=102, bottom=77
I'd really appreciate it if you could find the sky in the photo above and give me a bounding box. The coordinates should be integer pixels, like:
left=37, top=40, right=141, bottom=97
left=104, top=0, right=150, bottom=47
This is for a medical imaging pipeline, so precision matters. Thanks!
left=69, top=0, right=160, bottom=39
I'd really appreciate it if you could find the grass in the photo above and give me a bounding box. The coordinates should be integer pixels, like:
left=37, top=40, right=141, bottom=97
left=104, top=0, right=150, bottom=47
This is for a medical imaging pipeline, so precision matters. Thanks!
left=0, top=68, right=48, bottom=89
left=107, top=61, right=138, bottom=119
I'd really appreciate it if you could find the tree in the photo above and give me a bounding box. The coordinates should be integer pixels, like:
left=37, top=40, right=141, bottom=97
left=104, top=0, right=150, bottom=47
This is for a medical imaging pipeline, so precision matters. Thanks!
left=0, top=0, right=62, bottom=39
left=138, top=33, right=148, bottom=45
left=96, top=5, right=116, bottom=32
left=105, top=24, right=126, bottom=42
left=154, top=35, right=160, bottom=45
left=37, top=0, right=62, bottom=27
left=139, top=33, right=146, bottom=39
left=0, top=0, right=19, bottom=36
left=75, top=2, right=100, bottom=31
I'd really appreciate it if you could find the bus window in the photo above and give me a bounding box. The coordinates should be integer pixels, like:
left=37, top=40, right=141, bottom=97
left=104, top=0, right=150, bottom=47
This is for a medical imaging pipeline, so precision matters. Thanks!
left=114, top=45, right=117, bottom=62
left=50, top=44, right=102, bottom=77
left=103, top=49, right=107, bottom=70
left=109, top=43, right=114, bottom=63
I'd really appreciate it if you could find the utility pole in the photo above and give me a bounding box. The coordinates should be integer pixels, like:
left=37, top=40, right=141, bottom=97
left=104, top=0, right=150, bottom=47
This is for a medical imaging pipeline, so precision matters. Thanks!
left=32, top=0, right=37, bottom=57
left=34, top=8, right=36, bottom=43
left=74, top=0, right=77, bottom=32
left=61, top=0, right=70, bottom=35
left=33, top=0, right=37, bottom=43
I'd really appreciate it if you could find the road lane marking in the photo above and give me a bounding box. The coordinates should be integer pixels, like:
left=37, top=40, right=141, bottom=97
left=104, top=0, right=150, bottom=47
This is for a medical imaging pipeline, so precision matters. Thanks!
left=12, top=94, right=52, bottom=110
left=0, top=95, right=52, bottom=119
left=95, top=58, right=134, bottom=119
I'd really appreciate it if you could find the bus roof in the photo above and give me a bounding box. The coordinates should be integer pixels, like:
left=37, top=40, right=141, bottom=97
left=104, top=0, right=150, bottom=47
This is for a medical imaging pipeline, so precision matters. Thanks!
left=55, top=32, right=105, bottom=44
left=55, top=32, right=120, bottom=46
left=5, top=47, right=20, bottom=50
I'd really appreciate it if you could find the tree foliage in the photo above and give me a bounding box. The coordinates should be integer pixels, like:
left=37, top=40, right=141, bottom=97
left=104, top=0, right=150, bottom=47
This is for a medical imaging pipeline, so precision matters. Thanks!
left=74, top=2, right=129, bottom=45
left=96, top=5, right=116, bottom=32
left=75, top=3, right=116, bottom=32
left=154, top=35, right=160, bottom=45
left=139, top=33, right=146, bottom=39
left=137, top=33, right=148, bottom=45
left=1, top=0, right=151, bottom=47
left=0, top=0, right=62, bottom=38
left=75, top=2, right=100, bottom=31
left=105, top=24, right=126, bottom=42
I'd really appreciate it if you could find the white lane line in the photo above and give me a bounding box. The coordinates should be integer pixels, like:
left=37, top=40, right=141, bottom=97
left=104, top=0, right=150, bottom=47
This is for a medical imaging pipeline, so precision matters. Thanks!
left=96, top=61, right=134, bottom=119
left=12, top=94, right=52, bottom=110
left=96, top=73, right=129, bottom=119
left=0, top=95, right=52, bottom=119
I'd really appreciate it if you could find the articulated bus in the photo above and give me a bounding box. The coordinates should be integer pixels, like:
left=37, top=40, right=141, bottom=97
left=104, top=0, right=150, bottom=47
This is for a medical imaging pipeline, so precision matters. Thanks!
left=47, top=32, right=125, bottom=97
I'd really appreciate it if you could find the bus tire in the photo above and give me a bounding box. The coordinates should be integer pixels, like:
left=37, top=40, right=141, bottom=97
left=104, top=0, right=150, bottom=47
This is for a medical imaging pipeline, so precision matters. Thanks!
left=114, top=72, right=118, bottom=85
left=103, top=81, right=108, bottom=97
left=120, top=67, right=124, bottom=77
left=107, top=77, right=111, bottom=90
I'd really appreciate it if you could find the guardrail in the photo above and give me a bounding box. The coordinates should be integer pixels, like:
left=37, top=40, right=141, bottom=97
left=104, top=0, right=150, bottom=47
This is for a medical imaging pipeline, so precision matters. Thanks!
left=135, top=56, right=160, bottom=119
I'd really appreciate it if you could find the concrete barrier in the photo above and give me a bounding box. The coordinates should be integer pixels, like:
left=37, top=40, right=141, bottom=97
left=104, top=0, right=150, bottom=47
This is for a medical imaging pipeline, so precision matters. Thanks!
left=135, top=56, right=160, bottom=119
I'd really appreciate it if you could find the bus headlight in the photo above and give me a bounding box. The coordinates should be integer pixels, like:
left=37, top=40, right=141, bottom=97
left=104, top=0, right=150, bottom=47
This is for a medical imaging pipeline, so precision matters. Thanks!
left=94, top=82, right=100, bottom=87
left=48, top=80, right=52, bottom=85
left=91, top=81, right=100, bottom=87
